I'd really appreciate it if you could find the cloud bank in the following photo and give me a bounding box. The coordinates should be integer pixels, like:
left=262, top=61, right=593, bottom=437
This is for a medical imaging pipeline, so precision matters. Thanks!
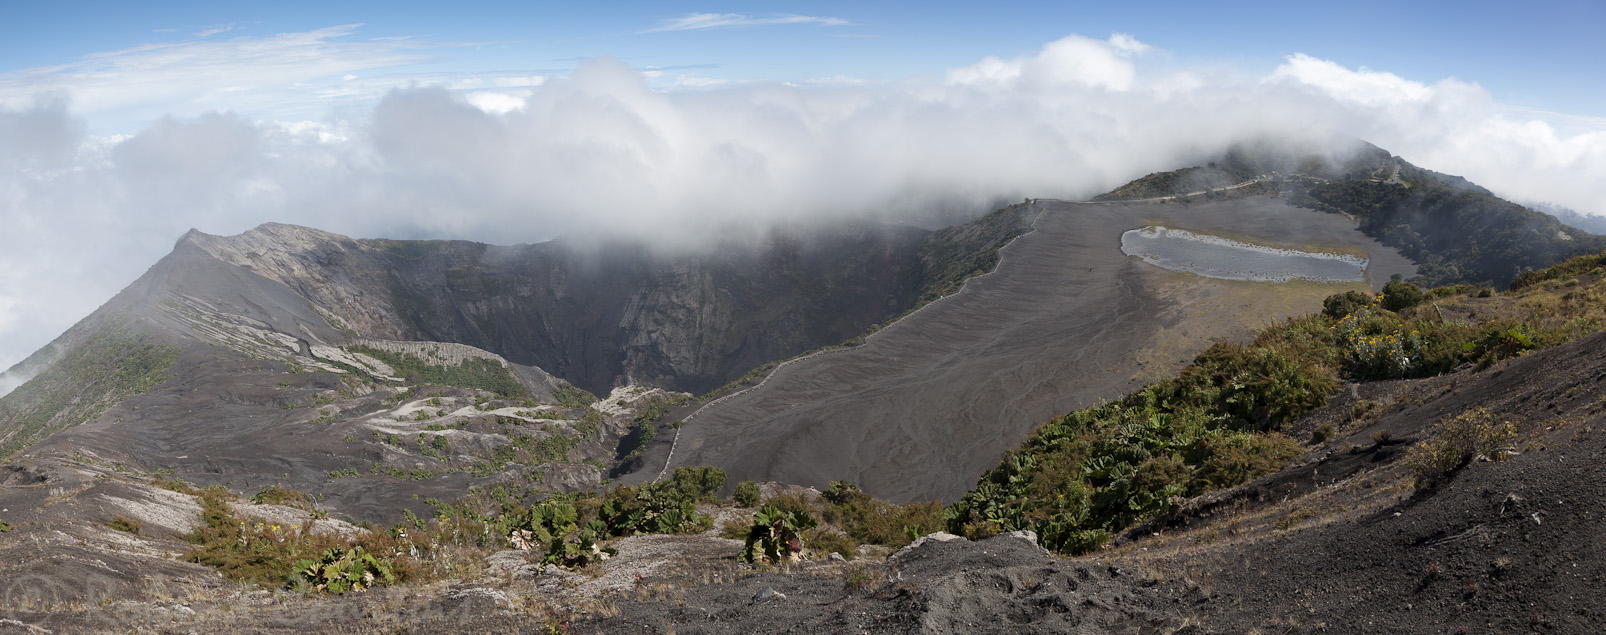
left=1, top=31, right=1605, bottom=386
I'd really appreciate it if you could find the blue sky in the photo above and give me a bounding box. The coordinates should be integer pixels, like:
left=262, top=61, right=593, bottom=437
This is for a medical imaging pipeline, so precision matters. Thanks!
left=3, top=1, right=1604, bottom=131
left=1, top=1, right=1605, bottom=385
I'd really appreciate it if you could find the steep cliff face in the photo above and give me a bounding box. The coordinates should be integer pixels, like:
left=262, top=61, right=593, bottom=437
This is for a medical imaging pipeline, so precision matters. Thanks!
left=177, top=221, right=932, bottom=394
left=181, top=223, right=408, bottom=340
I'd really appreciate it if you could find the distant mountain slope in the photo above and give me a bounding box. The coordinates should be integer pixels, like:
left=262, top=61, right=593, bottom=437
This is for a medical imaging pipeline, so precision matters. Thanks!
left=648, top=197, right=1411, bottom=502
left=0, top=204, right=1036, bottom=509
left=1098, top=139, right=1604, bottom=287
left=1528, top=200, right=1606, bottom=235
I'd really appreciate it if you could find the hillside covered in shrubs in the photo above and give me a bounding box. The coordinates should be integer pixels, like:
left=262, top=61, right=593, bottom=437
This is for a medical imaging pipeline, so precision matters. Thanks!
left=943, top=247, right=1606, bottom=555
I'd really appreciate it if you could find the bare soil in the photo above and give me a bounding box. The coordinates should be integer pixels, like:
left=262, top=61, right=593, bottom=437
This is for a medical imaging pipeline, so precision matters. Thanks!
left=642, top=197, right=1414, bottom=503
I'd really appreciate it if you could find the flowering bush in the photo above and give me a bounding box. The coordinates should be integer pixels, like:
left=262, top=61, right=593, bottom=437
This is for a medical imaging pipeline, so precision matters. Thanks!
left=1332, top=299, right=1423, bottom=379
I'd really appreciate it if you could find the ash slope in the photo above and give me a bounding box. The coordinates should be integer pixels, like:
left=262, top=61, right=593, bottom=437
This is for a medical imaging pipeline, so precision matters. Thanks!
left=0, top=210, right=1028, bottom=520
left=650, top=197, right=1415, bottom=503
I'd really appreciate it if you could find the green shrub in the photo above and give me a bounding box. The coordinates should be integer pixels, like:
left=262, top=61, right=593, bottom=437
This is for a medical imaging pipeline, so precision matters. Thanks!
left=599, top=486, right=704, bottom=536
left=108, top=515, right=142, bottom=535
left=732, top=480, right=762, bottom=507
left=183, top=487, right=420, bottom=588
left=552, top=384, right=596, bottom=408
left=820, top=481, right=946, bottom=549
left=1322, top=290, right=1374, bottom=319
left=1166, top=341, right=1337, bottom=428
left=292, top=547, right=396, bottom=594
left=805, top=527, right=857, bottom=560
left=345, top=345, right=532, bottom=400
left=760, top=490, right=814, bottom=518
left=1406, top=408, right=1516, bottom=486
left=251, top=486, right=316, bottom=511
left=662, top=466, right=727, bottom=503
left=1188, top=432, right=1303, bottom=492
left=739, top=505, right=817, bottom=563
left=1380, top=280, right=1425, bottom=312
left=1333, top=303, right=1423, bottom=379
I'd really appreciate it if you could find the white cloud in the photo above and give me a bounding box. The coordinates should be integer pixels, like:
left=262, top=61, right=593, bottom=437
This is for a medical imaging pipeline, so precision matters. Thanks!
left=645, top=13, right=850, bottom=32
left=1, top=29, right=1605, bottom=379
left=673, top=75, right=728, bottom=88
left=195, top=23, right=239, bottom=38
left=465, top=90, right=528, bottom=114
left=946, top=33, right=1149, bottom=91
left=1271, top=53, right=1436, bottom=106
left=0, top=25, right=432, bottom=131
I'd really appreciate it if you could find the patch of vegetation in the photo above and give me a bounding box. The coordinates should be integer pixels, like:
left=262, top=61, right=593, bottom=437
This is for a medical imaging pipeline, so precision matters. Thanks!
left=415, top=466, right=725, bottom=568
left=0, top=321, right=181, bottom=459
left=1298, top=167, right=1602, bottom=288
left=1275, top=508, right=1315, bottom=530
left=346, top=345, right=531, bottom=400
left=948, top=254, right=1606, bottom=555
left=183, top=486, right=422, bottom=589
left=552, top=384, right=596, bottom=408
left=292, top=546, right=396, bottom=594
left=1510, top=251, right=1606, bottom=290
left=820, top=481, right=945, bottom=550
left=252, top=486, right=317, bottom=511
left=1093, top=164, right=1254, bottom=201
left=804, top=526, right=858, bottom=560
left=486, top=431, right=578, bottom=470
left=559, top=408, right=601, bottom=441
left=739, top=504, right=817, bottom=563
left=108, top=515, right=142, bottom=535
left=908, top=201, right=1038, bottom=305
left=732, top=480, right=762, bottom=507
left=1405, top=408, right=1516, bottom=487
left=613, top=420, right=656, bottom=463
left=1380, top=280, right=1425, bottom=312
left=418, top=433, right=450, bottom=460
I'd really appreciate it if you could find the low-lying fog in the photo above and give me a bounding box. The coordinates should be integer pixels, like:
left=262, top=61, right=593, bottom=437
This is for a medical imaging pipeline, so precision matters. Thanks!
left=1, top=31, right=1604, bottom=383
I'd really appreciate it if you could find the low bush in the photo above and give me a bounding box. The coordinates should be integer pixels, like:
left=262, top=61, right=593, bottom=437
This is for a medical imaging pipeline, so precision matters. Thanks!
left=804, top=527, right=857, bottom=560
left=732, top=480, right=762, bottom=507
left=292, top=547, right=396, bottom=594
left=182, top=486, right=421, bottom=590
left=820, top=481, right=945, bottom=549
left=1380, top=280, right=1425, bottom=312
left=1406, top=408, right=1516, bottom=486
left=251, top=486, right=316, bottom=511
left=108, top=515, right=142, bottom=535
left=739, top=505, right=817, bottom=563
left=1322, top=290, right=1373, bottom=319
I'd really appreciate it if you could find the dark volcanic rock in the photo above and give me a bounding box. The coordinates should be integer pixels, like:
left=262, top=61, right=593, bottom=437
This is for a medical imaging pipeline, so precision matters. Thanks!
left=184, top=222, right=933, bottom=395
